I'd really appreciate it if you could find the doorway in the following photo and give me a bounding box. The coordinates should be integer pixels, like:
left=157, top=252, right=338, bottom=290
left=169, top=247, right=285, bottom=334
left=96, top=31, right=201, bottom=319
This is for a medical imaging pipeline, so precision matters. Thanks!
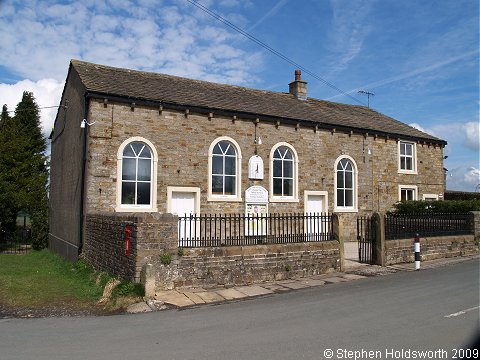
left=304, top=191, right=328, bottom=238
left=167, top=187, right=200, bottom=246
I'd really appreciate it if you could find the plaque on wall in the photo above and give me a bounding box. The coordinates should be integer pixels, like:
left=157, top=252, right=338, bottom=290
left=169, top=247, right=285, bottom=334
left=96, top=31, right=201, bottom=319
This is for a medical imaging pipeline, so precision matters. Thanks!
left=248, top=155, right=264, bottom=180
left=245, top=185, right=268, bottom=204
left=245, top=186, right=268, bottom=237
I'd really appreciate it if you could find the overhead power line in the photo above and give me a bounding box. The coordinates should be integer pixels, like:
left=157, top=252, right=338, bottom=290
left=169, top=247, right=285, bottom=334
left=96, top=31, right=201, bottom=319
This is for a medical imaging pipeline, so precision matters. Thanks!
left=185, top=0, right=367, bottom=106
left=3, top=105, right=66, bottom=114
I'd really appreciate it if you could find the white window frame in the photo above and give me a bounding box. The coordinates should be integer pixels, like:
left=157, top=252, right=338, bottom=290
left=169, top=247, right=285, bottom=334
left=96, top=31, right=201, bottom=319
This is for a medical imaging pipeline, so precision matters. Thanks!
left=269, top=142, right=299, bottom=203
left=116, top=137, right=158, bottom=212
left=398, top=185, right=418, bottom=202
left=334, top=155, right=358, bottom=213
left=398, top=141, right=417, bottom=174
left=422, top=193, right=439, bottom=201
left=207, top=136, right=242, bottom=202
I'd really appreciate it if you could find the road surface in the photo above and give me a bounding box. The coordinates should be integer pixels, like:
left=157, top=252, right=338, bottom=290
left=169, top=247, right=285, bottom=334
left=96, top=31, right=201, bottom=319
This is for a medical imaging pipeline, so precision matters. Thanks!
left=1, top=260, right=478, bottom=360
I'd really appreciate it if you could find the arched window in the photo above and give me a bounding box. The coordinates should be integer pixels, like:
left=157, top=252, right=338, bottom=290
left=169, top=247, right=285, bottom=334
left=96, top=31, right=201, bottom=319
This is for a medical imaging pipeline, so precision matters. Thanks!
left=335, top=156, right=357, bottom=211
left=270, top=143, right=298, bottom=201
left=116, top=137, right=158, bottom=212
left=208, top=137, right=242, bottom=201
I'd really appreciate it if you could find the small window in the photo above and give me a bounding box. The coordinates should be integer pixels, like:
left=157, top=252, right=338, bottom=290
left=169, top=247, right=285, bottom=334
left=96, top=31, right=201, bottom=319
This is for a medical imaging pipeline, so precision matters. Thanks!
left=399, top=141, right=416, bottom=173
left=399, top=186, right=417, bottom=201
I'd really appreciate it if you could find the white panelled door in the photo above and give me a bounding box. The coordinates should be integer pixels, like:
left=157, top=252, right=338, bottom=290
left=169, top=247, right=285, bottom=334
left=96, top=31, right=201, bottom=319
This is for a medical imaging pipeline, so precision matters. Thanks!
left=171, top=192, right=196, bottom=245
left=305, top=194, right=326, bottom=238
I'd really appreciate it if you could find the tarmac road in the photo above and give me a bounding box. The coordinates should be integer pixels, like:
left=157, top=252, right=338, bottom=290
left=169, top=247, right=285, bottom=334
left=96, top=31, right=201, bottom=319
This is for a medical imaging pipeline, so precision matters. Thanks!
left=1, top=259, right=478, bottom=360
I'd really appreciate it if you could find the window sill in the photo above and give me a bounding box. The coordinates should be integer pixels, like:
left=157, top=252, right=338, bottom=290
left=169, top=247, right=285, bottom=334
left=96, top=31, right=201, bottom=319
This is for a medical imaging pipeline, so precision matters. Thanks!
left=269, top=197, right=299, bottom=203
left=115, top=206, right=158, bottom=213
left=398, top=169, right=418, bottom=175
left=207, top=196, right=243, bottom=202
left=334, top=207, right=358, bottom=213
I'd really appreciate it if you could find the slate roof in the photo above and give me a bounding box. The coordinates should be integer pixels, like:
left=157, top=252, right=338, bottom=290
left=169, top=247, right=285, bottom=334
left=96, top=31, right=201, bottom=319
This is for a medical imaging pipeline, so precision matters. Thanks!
left=70, top=60, right=445, bottom=144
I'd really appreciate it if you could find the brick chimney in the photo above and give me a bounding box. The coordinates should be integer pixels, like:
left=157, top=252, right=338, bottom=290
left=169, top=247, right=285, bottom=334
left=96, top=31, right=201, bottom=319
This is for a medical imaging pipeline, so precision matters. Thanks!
left=289, top=69, right=307, bottom=100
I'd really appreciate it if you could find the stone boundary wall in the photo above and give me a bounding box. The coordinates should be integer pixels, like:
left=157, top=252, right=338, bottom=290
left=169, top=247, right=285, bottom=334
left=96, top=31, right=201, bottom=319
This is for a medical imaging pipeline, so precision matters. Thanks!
left=385, top=234, right=478, bottom=266
left=83, top=212, right=178, bottom=282
left=147, top=241, right=340, bottom=290
left=83, top=213, right=138, bottom=281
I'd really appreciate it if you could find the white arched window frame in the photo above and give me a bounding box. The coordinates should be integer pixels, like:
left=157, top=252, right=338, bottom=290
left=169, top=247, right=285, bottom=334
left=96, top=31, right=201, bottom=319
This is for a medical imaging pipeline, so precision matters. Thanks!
left=207, top=136, right=242, bottom=202
left=334, top=155, right=358, bottom=212
left=116, top=137, right=158, bottom=212
left=269, top=142, right=299, bottom=202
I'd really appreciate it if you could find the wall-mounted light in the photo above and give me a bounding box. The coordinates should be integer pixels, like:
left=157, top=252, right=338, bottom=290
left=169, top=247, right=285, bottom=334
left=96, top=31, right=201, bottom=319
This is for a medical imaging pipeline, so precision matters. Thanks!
left=80, top=119, right=95, bottom=128
left=254, top=119, right=262, bottom=146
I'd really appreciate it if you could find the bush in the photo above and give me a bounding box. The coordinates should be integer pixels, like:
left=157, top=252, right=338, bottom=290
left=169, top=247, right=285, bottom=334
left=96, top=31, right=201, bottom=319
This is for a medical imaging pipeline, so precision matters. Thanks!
left=112, top=281, right=145, bottom=298
left=390, top=199, right=480, bottom=214
left=160, top=254, right=172, bottom=265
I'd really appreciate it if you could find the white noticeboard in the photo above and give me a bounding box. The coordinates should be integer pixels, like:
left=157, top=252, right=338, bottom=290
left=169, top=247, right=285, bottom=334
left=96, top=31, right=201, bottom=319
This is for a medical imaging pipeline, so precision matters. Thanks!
left=245, top=186, right=268, bottom=236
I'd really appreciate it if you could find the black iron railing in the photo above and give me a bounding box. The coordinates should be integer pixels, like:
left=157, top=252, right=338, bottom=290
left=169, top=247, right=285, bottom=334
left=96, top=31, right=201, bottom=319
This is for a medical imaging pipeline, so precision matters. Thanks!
left=178, top=213, right=334, bottom=248
left=385, top=213, right=474, bottom=240
left=0, top=228, right=32, bottom=254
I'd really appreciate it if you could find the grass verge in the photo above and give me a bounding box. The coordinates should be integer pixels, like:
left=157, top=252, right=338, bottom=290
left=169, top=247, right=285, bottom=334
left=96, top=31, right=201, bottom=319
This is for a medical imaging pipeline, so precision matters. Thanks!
left=0, top=249, right=143, bottom=314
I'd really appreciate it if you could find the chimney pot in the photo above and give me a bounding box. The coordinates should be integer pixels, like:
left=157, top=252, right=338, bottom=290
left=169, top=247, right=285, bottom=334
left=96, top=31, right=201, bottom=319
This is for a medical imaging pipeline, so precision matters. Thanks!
left=295, top=69, right=301, bottom=81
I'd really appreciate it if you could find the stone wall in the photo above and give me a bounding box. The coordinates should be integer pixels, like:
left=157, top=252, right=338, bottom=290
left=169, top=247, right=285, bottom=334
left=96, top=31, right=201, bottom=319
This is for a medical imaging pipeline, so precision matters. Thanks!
left=83, top=213, right=138, bottom=281
left=148, top=241, right=340, bottom=290
left=83, top=211, right=340, bottom=290
left=83, top=212, right=178, bottom=282
left=385, top=235, right=479, bottom=265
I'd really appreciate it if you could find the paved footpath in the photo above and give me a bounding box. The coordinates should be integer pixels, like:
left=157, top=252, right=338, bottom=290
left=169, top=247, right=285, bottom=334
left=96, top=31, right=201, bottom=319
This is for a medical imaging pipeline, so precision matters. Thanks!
left=129, top=255, right=479, bottom=313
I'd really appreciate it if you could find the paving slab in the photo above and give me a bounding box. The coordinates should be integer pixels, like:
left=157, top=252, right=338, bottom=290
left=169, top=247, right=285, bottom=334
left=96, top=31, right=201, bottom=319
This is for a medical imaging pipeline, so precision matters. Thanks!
left=126, top=302, right=153, bottom=314
left=182, top=291, right=206, bottom=304
left=155, top=291, right=195, bottom=307
left=279, top=281, right=310, bottom=290
left=299, top=279, right=326, bottom=287
left=215, top=288, right=248, bottom=300
left=341, top=274, right=367, bottom=280
left=235, top=285, right=274, bottom=297
left=194, top=291, right=226, bottom=303
left=261, top=283, right=291, bottom=292
left=323, top=276, right=349, bottom=284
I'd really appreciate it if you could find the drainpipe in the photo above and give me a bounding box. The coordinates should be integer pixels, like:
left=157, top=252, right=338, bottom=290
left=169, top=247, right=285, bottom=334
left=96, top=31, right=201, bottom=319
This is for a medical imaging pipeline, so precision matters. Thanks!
left=78, top=93, right=89, bottom=257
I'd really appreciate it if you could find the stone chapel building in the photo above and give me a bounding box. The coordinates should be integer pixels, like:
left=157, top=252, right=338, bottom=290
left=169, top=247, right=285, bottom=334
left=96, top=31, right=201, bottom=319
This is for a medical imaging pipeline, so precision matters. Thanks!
left=49, top=60, right=446, bottom=262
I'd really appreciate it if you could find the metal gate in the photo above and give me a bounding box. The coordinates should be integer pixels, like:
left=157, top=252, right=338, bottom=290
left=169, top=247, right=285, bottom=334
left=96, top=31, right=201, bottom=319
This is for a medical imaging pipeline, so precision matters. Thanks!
left=356, top=216, right=376, bottom=264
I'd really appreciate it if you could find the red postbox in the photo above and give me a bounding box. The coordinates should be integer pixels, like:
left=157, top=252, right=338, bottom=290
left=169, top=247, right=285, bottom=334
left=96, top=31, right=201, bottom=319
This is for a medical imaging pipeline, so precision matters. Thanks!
left=125, top=224, right=131, bottom=257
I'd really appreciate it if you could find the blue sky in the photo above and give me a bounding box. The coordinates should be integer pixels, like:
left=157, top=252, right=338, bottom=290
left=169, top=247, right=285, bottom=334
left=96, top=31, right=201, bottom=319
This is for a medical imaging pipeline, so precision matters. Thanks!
left=0, top=0, right=478, bottom=191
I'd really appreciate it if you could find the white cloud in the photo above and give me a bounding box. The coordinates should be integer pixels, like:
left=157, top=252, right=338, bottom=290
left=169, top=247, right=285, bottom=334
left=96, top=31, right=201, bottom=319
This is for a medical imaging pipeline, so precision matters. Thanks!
left=0, top=79, right=64, bottom=138
left=325, top=0, right=376, bottom=73
left=0, top=1, right=263, bottom=85
left=447, top=167, right=480, bottom=192
left=247, top=0, right=288, bottom=32
left=463, top=121, right=479, bottom=151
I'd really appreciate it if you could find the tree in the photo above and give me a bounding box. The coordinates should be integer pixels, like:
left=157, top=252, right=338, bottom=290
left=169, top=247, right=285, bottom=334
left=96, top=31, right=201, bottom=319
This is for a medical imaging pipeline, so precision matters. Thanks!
left=0, top=92, right=49, bottom=249
left=0, top=104, right=19, bottom=231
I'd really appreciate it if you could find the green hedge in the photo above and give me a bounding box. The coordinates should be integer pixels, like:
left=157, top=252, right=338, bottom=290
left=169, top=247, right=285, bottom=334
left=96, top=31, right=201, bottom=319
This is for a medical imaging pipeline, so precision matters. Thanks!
left=390, top=199, right=480, bottom=214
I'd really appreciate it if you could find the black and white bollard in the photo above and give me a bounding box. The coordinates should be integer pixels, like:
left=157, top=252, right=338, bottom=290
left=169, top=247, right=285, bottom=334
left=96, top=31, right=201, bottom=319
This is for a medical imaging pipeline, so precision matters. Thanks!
left=414, top=233, right=420, bottom=270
